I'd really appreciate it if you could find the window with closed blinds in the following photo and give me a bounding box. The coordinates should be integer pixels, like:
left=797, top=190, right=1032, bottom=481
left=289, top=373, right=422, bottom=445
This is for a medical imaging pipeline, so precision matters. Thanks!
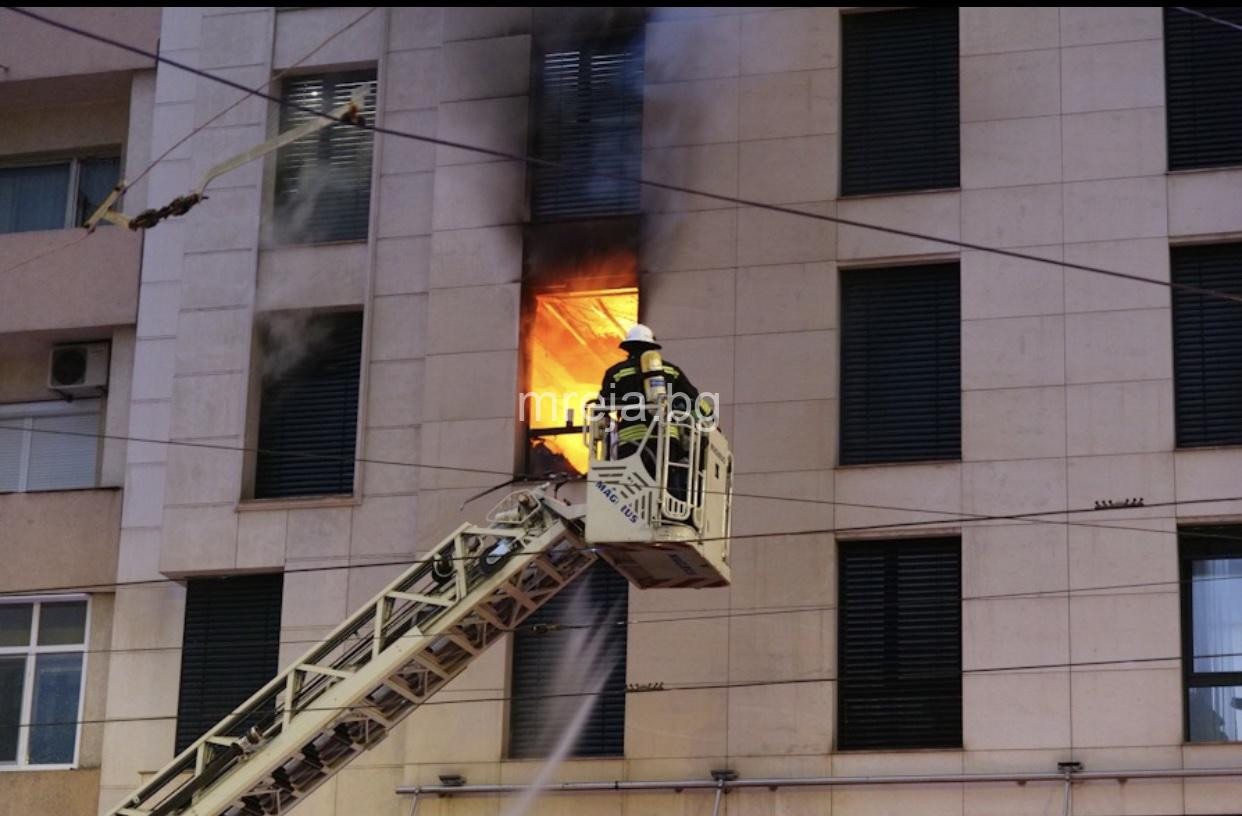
left=1173, top=243, right=1242, bottom=448
left=840, top=264, right=961, bottom=465
left=838, top=538, right=961, bottom=750
left=531, top=34, right=643, bottom=220
left=175, top=574, right=283, bottom=753
left=1165, top=7, right=1242, bottom=171
left=841, top=7, right=960, bottom=196
left=509, top=561, right=628, bottom=758
left=255, top=312, right=363, bottom=499
left=0, top=401, right=100, bottom=493
left=274, top=70, right=376, bottom=244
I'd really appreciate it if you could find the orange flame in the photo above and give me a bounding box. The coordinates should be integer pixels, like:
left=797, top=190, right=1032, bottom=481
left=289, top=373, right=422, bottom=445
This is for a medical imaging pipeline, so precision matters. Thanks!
left=524, top=252, right=638, bottom=475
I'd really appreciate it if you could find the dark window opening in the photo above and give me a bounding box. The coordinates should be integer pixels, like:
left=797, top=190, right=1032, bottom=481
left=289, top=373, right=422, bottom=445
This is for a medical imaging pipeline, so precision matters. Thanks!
left=531, top=30, right=644, bottom=220
left=1172, top=243, right=1242, bottom=448
left=509, top=561, right=628, bottom=758
left=840, top=263, right=961, bottom=465
left=1181, top=526, right=1242, bottom=742
left=838, top=538, right=961, bottom=750
left=841, top=7, right=960, bottom=196
left=255, top=311, right=363, bottom=499
left=274, top=70, right=377, bottom=244
left=521, top=220, right=639, bottom=478
left=1165, top=7, right=1242, bottom=171
left=175, top=574, right=283, bottom=753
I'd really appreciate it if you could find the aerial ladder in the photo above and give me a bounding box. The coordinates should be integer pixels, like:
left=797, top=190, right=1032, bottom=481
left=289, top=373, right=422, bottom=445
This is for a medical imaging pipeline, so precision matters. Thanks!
left=107, top=403, right=732, bottom=816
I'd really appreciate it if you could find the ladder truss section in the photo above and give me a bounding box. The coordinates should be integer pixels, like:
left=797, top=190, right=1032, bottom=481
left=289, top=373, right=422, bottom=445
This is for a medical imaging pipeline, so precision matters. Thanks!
left=109, top=487, right=593, bottom=816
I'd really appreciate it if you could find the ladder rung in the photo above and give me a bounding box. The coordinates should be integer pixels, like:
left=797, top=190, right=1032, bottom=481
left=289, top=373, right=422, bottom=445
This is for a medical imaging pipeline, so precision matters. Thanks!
left=444, top=630, right=480, bottom=655
left=386, top=589, right=454, bottom=607
left=410, top=652, right=451, bottom=679
left=382, top=677, right=423, bottom=704
left=298, top=663, right=354, bottom=680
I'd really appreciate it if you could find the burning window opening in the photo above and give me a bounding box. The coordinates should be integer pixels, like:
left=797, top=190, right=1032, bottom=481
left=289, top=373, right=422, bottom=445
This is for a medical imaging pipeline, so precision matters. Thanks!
left=522, top=252, right=638, bottom=477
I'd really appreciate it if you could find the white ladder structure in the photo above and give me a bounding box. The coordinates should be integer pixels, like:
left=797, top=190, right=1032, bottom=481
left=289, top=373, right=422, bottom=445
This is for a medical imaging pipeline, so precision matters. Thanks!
left=108, top=413, right=733, bottom=816
left=109, top=487, right=594, bottom=816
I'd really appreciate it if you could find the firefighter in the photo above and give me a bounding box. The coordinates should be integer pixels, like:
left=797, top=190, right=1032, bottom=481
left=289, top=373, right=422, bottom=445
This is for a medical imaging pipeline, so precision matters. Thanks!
left=598, top=325, right=713, bottom=492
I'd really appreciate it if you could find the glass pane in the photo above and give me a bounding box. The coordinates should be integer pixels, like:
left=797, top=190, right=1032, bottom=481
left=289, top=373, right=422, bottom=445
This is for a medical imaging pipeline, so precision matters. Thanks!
left=0, top=656, right=24, bottom=762
left=0, top=604, right=32, bottom=647
left=0, top=421, right=23, bottom=493
left=1189, top=685, right=1242, bottom=742
left=1191, top=558, right=1242, bottom=672
left=76, top=157, right=121, bottom=226
left=26, top=412, right=98, bottom=491
left=37, top=602, right=87, bottom=646
left=28, top=653, right=82, bottom=765
left=0, top=164, right=70, bottom=234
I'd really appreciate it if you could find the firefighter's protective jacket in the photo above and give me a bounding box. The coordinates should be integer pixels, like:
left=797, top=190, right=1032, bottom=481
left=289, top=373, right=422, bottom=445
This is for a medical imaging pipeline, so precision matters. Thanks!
left=598, top=353, right=709, bottom=446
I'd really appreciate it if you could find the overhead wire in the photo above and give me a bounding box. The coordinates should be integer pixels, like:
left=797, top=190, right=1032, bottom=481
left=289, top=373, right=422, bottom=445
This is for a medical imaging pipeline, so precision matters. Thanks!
left=0, top=574, right=1213, bottom=663
left=0, top=231, right=92, bottom=276
left=1, top=419, right=1239, bottom=540
left=0, top=489, right=1239, bottom=600
left=4, top=4, right=1238, bottom=608
left=2, top=3, right=1240, bottom=595
left=0, top=8, right=378, bottom=278
left=6, top=6, right=1242, bottom=308
left=1, top=5, right=1240, bottom=741
left=1171, top=6, right=1242, bottom=33
left=1, top=4, right=1234, bottom=529
left=123, top=7, right=379, bottom=196
left=2, top=641, right=1232, bottom=734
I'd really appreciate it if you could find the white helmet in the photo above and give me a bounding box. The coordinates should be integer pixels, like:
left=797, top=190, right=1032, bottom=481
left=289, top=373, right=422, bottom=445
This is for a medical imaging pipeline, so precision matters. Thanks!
left=620, top=323, right=661, bottom=351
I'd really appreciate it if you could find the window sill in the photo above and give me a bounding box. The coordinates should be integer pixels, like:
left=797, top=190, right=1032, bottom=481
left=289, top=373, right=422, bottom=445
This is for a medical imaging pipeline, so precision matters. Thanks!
left=237, top=495, right=360, bottom=512
left=0, top=485, right=119, bottom=496
left=0, top=763, right=78, bottom=772
left=1167, top=165, right=1242, bottom=177
left=260, top=237, right=369, bottom=251
left=1175, top=443, right=1242, bottom=454
left=837, top=185, right=961, bottom=202
left=832, top=746, right=963, bottom=755
left=835, top=458, right=961, bottom=470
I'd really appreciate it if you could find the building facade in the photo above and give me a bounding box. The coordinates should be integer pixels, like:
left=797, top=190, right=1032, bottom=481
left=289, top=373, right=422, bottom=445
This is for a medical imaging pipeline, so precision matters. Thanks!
left=0, top=7, right=161, bottom=812
left=3, top=6, right=1242, bottom=815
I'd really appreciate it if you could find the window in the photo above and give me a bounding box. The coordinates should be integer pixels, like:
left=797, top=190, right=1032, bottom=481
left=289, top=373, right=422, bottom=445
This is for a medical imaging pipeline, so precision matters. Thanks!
left=1180, top=527, right=1242, bottom=742
left=0, top=400, right=100, bottom=493
left=841, top=7, right=959, bottom=196
left=1172, top=243, right=1242, bottom=448
left=521, top=220, right=639, bottom=477
left=0, top=156, right=120, bottom=234
left=273, top=70, right=376, bottom=244
left=254, top=312, right=363, bottom=499
left=838, top=538, right=961, bottom=750
left=0, top=597, right=88, bottom=767
left=839, top=264, right=960, bottom=465
left=1165, top=7, right=1242, bottom=171
left=531, top=31, right=644, bottom=220
left=509, top=561, right=628, bottom=758
left=176, top=574, right=283, bottom=753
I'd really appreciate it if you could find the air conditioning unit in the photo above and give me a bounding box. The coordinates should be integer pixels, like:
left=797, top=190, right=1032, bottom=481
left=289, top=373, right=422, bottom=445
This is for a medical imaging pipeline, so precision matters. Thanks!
left=48, top=342, right=110, bottom=396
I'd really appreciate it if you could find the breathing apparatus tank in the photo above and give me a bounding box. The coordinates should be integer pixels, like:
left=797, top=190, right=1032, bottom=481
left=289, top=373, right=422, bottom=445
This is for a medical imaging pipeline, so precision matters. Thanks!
left=640, top=349, right=667, bottom=403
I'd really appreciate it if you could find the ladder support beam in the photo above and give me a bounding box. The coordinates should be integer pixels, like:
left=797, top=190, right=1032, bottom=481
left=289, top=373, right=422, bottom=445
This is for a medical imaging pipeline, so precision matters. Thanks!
left=103, top=485, right=595, bottom=816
